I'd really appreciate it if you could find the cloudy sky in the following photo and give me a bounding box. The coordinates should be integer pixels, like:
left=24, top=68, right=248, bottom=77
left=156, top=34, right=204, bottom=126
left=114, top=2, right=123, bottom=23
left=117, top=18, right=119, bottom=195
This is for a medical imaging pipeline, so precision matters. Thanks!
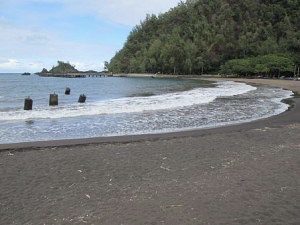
left=0, top=0, right=180, bottom=73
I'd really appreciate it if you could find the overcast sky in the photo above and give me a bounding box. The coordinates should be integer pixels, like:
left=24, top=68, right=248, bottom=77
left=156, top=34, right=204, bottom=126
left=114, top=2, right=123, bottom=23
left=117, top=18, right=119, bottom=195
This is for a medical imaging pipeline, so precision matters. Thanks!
left=0, top=0, right=181, bottom=72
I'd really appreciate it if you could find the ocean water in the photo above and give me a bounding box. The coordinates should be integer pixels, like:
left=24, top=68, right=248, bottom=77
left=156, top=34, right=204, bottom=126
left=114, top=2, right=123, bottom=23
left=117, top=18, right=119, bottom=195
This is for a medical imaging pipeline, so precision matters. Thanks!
left=0, top=73, right=293, bottom=144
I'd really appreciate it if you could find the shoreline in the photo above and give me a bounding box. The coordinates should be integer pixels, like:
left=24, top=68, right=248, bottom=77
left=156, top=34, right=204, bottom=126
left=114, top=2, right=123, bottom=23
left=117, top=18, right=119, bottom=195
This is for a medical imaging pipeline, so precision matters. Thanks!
left=116, top=73, right=300, bottom=92
left=0, top=78, right=298, bottom=151
left=201, top=77, right=300, bottom=94
left=0, top=99, right=296, bottom=152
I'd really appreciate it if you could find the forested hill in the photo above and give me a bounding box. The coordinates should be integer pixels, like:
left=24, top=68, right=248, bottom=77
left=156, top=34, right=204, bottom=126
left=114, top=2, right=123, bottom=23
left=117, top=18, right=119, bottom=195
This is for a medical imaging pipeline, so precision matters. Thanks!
left=107, top=0, right=299, bottom=76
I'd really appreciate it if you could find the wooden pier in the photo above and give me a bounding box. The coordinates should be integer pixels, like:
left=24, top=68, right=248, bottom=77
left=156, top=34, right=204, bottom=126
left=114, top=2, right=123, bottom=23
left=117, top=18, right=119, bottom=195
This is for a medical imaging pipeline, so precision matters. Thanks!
left=37, top=73, right=107, bottom=78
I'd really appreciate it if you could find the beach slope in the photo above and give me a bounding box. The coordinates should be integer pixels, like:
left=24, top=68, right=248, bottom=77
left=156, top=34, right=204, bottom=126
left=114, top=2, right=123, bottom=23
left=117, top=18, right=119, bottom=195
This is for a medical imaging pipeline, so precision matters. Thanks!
left=0, top=80, right=299, bottom=224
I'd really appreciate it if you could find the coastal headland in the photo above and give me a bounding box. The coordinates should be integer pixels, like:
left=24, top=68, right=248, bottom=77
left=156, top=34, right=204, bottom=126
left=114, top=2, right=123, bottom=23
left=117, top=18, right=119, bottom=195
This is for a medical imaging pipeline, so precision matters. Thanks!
left=35, top=61, right=110, bottom=78
left=0, top=79, right=299, bottom=224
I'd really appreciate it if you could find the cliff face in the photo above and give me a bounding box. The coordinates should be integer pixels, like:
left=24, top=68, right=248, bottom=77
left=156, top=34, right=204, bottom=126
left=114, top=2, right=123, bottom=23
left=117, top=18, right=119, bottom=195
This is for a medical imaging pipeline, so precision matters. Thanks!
left=108, top=0, right=300, bottom=75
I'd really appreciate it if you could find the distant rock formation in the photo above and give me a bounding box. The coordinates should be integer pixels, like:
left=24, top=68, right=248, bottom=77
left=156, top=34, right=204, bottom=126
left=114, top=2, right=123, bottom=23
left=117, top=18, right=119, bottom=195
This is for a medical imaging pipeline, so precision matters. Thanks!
left=36, top=61, right=79, bottom=75
left=41, top=68, right=48, bottom=74
left=35, top=61, right=104, bottom=78
left=49, top=61, right=79, bottom=74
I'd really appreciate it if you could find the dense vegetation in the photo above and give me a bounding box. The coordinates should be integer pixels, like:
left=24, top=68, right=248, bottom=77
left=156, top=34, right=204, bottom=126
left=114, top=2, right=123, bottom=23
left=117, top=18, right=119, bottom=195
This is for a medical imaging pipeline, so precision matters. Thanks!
left=220, top=53, right=295, bottom=77
left=38, top=61, right=79, bottom=74
left=49, top=61, right=78, bottom=74
left=107, top=0, right=300, bottom=76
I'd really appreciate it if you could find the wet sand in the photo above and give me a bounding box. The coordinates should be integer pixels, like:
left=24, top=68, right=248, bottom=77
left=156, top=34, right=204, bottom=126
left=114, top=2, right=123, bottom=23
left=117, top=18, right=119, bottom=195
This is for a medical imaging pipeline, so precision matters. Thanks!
left=0, top=80, right=299, bottom=225
left=202, top=78, right=300, bottom=94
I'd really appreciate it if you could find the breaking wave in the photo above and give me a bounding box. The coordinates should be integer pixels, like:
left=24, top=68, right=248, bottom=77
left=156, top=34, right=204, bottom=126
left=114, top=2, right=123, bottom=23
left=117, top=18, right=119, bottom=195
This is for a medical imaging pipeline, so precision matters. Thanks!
left=0, top=81, right=257, bottom=121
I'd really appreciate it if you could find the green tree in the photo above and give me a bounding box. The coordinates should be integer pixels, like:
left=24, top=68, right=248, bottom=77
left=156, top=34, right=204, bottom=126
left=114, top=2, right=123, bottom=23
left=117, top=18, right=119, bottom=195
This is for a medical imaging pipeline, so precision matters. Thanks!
left=221, top=54, right=295, bottom=77
left=107, top=0, right=299, bottom=75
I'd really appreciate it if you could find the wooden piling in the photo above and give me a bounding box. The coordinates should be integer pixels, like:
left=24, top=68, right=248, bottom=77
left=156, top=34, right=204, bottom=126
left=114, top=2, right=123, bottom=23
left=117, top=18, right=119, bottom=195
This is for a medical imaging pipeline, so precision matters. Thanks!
left=24, top=97, right=33, bottom=110
left=78, top=94, right=86, bottom=103
left=49, top=93, right=58, bottom=106
left=65, top=87, right=71, bottom=95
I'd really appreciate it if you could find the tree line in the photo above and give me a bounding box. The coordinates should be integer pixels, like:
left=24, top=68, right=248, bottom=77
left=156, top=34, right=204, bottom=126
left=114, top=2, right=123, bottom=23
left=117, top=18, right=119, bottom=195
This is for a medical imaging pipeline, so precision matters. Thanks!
left=107, top=0, right=299, bottom=76
left=220, top=54, right=296, bottom=77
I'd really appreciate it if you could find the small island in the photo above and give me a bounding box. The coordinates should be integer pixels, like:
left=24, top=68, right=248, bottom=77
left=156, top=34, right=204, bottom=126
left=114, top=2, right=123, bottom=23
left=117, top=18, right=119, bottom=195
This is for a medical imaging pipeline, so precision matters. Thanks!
left=36, top=61, right=107, bottom=78
left=21, top=72, right=31, bottom=76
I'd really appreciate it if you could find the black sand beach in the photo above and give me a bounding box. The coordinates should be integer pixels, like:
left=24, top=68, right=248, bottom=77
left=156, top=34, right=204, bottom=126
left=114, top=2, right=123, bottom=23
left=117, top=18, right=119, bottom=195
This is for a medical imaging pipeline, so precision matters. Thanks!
left=0, top=80, right=299, bottom=225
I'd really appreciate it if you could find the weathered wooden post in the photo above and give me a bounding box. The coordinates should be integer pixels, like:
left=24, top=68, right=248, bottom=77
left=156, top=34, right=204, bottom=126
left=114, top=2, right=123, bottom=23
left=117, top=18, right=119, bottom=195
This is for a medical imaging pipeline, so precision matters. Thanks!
left=78, top=94, right=86, bottom=103
left=24, top=97, right=33, bottom=110
left=49, top=93, right=58, bottom=106
left=65, top=87, right=71, bottom=95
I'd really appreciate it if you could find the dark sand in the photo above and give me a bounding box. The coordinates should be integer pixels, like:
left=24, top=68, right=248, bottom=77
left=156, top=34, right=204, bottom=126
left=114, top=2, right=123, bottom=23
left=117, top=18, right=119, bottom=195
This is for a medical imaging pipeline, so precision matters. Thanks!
left=0, top=81, right=299, bottom=225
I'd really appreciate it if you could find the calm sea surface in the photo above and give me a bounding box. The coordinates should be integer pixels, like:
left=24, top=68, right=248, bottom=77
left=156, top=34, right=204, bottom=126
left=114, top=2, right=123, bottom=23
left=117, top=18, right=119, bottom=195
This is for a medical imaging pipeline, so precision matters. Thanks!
left=0, top=73, right=293, bottom=144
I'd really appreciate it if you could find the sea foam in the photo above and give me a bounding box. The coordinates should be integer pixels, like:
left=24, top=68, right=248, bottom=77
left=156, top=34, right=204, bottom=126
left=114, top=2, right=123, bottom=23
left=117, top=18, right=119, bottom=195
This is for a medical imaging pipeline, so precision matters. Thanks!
left=0, top=81, right=257, bottom=121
